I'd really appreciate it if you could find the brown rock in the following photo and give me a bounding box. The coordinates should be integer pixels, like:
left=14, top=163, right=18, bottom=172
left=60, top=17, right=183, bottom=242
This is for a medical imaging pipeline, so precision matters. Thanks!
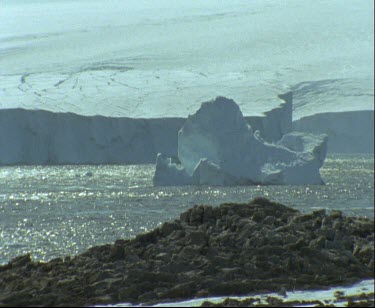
left=0, top=198, right=373, bottom=307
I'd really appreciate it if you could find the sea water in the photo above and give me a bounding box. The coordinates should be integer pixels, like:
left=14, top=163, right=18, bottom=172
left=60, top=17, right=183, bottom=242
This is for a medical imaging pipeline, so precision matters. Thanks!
left=0, top=154, right=373, bottom=265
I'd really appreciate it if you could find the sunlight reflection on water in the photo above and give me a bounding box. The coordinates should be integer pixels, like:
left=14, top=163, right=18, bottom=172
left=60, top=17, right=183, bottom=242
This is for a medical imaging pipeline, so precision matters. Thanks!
left=0, top=154, right=373, bottom=263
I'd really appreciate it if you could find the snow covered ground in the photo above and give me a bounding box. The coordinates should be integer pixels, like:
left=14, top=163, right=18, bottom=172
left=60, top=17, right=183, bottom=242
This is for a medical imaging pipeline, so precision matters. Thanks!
left=96, top=279, right=374, bottom=307
left=0, top=0, right=373, bottom=118
left=0, top=0, right=373, bottom=162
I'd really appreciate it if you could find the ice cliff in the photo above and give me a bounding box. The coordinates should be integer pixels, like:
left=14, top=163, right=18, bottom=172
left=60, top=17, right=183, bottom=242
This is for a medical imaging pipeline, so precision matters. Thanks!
left=0, top=109, right=184, bottom=165
left=0, top=90, right=369, bottom=167
left=0, top=94, right=290, bottom=165
left=293, top=110, right=374, bottom=154
left=153, top=97, right=327, bottom=186
left=291, top=78, right=374, bottom=154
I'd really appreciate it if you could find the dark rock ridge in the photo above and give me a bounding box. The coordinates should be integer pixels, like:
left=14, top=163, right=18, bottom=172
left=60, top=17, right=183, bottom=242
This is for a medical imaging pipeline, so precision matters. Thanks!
left=0, top=198, right=374, bottom=307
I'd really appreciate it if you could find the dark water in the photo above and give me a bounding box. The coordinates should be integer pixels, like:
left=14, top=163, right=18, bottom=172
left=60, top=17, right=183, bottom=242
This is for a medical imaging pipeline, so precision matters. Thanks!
left=0, top=154, right=373, bottom=264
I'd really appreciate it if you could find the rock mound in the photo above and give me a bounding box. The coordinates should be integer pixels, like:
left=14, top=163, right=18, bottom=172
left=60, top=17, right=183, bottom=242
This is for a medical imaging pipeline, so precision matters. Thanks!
left=0, top=198, right=373, bottom=306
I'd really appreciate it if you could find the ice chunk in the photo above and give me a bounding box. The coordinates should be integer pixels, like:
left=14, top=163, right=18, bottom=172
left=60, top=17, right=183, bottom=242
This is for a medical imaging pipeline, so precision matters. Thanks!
left=153, top=153, right=192, bottom=186
left=154, top=96, right=328, bottom=186
left=277, top=131, right=328, bottom=164
left=178, top=97, right=255, bottom=177
left=191, top=159, right=253, bottom=186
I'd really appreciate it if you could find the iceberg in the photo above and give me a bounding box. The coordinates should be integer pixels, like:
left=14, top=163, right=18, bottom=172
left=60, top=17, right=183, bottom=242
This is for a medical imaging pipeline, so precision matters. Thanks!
left=153, top=97, right=327, bottom=186
left=153, top=154, right=193, bottom=186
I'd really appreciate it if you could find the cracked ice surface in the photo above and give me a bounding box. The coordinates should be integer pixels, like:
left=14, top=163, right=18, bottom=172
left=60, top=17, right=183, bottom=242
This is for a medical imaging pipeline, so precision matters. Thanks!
left=0, top=0, right=373, bottom=118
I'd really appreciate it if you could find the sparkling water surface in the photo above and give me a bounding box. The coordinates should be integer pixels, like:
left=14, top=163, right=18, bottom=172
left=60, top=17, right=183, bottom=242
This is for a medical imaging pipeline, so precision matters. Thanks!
left=0, top=154, right=373, bottom=264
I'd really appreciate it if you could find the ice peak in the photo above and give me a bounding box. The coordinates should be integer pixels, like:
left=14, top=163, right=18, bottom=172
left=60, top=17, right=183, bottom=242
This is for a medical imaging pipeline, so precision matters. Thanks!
left=155, top=95, right=328, bottom=186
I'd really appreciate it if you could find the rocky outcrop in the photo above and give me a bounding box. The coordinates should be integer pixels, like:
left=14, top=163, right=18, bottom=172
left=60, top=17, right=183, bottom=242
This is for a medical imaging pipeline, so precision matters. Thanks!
left=0, top=198, right=373, bottom=306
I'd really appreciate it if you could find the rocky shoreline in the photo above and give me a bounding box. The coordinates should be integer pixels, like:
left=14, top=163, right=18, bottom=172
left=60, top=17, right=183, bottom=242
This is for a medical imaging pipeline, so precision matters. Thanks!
left=0, top=198, right=374, bottom=307
left=200, top=291, right=375, bottom=307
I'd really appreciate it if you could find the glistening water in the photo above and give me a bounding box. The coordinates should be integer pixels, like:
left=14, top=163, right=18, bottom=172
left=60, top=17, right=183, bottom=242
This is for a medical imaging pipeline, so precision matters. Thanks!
left=0, top=154, right=373, bottom=265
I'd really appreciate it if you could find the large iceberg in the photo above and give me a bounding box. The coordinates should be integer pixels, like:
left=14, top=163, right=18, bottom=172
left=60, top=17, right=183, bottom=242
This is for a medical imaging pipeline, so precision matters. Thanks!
left=153, top=97, right=327, bottom=186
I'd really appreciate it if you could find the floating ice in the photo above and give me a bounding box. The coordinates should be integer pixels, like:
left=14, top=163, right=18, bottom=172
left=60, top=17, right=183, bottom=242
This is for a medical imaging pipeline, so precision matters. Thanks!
left=153, top=97, right=328, bottom=186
